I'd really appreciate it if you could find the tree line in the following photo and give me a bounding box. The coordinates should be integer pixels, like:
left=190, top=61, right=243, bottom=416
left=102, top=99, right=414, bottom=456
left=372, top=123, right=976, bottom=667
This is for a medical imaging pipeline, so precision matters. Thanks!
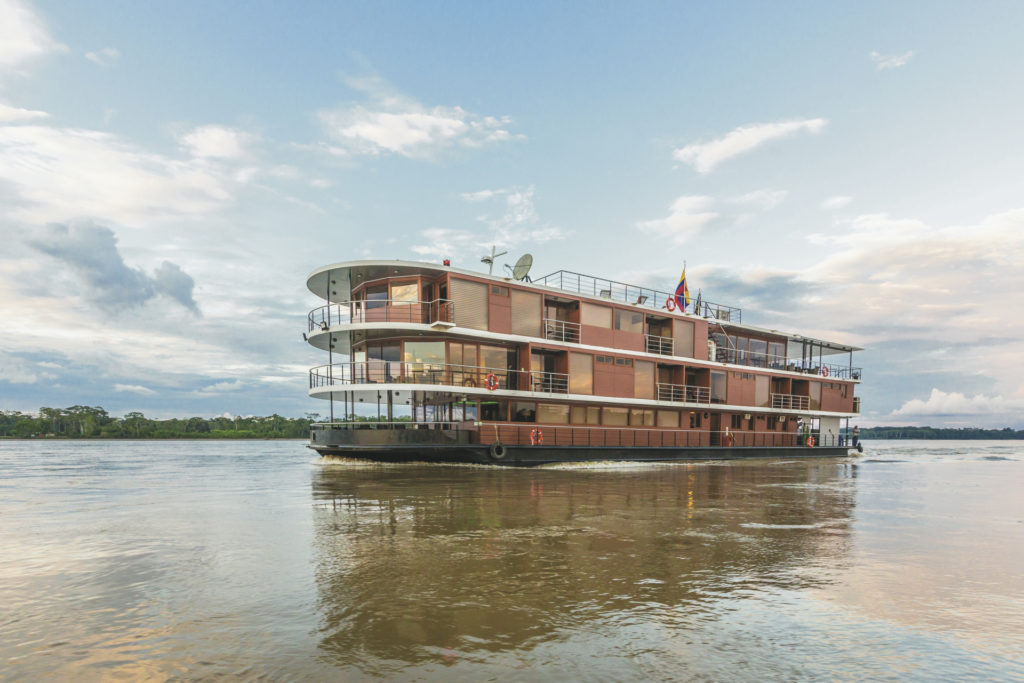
left=0, top=406, right=322, bottom=439
left=857, top=426, right=1024, bottom=440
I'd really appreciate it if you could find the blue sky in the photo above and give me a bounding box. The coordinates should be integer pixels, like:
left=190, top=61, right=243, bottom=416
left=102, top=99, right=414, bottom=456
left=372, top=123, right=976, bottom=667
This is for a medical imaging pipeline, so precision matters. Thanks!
left=1, top=0, right=1023, bottom=426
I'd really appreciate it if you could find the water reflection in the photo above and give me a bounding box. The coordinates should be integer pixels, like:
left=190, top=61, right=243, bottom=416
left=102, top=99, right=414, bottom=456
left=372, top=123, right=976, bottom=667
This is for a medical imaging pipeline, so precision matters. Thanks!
left=311, top=460, right=857, bottom=671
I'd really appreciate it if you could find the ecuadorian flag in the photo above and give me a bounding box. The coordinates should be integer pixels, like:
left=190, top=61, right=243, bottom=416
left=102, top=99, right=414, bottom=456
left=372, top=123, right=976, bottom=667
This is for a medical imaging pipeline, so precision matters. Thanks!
left=674, top=268, right=690, bottom=312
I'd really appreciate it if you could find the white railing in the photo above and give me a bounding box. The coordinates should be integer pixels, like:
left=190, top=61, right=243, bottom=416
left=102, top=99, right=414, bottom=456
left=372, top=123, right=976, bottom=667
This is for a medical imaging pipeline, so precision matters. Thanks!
left=770, top=393, right=810, bottom=411
left=645, top=334, right=674, bottom=355
left=543, top=318, right=581, bottom=343
left=308, top=299, right=454, bottom=332
left=310, top=361, right=569, bottom=395
left=656, top=383, right=711, bottom=404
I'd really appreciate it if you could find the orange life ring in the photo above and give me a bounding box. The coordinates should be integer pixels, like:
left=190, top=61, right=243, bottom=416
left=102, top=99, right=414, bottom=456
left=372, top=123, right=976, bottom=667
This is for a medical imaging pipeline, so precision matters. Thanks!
left=665, top=297, right=677, bottom=312
left=530, top=428, right=544, bottom=446
left=821, top=366, right=830, bottom=377
left=806, top=436, right=816, bottom=448
left=485, top=373, right=499, bottom=391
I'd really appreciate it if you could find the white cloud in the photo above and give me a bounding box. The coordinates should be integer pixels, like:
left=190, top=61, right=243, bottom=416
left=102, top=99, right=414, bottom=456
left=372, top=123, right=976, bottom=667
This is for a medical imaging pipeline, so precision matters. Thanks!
left=197, top=380, right=244, bottom=394
left=84, top=47, right=120, bottom=67
left=870, top=50, right=914, bottom=70
left=731, top=189, right=788, bottom=210
left=821, top=195, right=852, bottom=210
left=892, top=389, right=1024, bottom=418
left=0, top=0, right=68, bottom=79
left=310, top=178, right=332, bottom=189
left=0, top=102, right=48, bottom=122
left=178, top=124, right=256, bottom=160
left=0, top=124, right=235, bottom=223
left=317, top=75, right=522, bottom=158
left=413, top=186, right=565, bottom=259
left=114, top=383, right=156, bottom=395
left=635, top=196, right=718, bottom=244
left=673, top=118, right=827, bottom=173
left=0, top=353, right=39, bottom=383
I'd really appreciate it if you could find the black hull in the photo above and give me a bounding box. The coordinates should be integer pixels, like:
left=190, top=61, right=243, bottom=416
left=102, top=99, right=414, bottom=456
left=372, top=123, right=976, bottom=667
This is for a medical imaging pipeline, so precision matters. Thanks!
left=310, top=443, right=855, bottom=467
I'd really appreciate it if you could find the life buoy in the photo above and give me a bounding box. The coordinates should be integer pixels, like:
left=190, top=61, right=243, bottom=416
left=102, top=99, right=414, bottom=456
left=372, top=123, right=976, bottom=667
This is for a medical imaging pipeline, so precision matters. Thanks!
left=821, top=366, right=830, bottom=377
left=666, top=297, right=677, bottom=312
left=806, top=436, right=816, bottom=448
left=489, top=441, right=507, bottom=460
left=530, top=428, right=544, bottom=446
left=485, top=373, right=499, bottom=391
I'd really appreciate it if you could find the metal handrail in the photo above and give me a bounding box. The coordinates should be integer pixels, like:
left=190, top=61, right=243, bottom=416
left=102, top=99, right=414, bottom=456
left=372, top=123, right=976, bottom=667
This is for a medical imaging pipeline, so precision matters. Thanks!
left=309, top=361, right=569, bottom=395
left=770, top=393, right=810, bottom=411
left=543, top=318, right=581, bottom=343
left=308, top=299, right=455, bottom=332
left=708, top=348, right=863, bottom=381
left=533, top=269, right=741, bottom=322
left=656, top=383, right=711, bottom=404
left=645, top=334, right=674, bottom=355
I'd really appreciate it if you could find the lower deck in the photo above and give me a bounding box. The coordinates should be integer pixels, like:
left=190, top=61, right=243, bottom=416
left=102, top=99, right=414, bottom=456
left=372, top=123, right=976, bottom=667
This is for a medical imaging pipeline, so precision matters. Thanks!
left=310, top=422, right=858, bottom=466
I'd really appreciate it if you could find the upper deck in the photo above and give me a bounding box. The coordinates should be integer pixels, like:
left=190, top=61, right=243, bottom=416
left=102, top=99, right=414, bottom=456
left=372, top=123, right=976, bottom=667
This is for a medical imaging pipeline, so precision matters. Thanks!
left=306, top=259, right=862, bottom=381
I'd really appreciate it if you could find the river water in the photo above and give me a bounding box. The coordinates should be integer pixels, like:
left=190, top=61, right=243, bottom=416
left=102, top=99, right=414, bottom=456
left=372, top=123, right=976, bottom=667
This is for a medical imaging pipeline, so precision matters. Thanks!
left=1, top=440, right=1022, bottom=680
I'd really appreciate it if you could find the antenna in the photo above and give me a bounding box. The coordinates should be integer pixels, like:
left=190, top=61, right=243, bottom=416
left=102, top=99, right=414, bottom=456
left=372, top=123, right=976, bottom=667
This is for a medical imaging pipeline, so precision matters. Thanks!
left=480, top=245, right=507, bottom=275
left=511, top=253, right=533, bottom=281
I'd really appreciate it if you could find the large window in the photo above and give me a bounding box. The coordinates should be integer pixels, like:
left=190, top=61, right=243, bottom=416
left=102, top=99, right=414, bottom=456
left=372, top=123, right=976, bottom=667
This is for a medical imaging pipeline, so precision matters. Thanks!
left=537, top=403, right=569, bottom=424
left=603, top=407, right=628, bottom=426
left=581, top=303, right=612, bottom=328
left=657, top=410, right=679, bottom=427
left=614, top=309, right=643, bottom=333
left=389, top=281, right=418, bottom=304
left=634, top=360, right=654, bottom=399
left=749, top=339, right=767, bottom=367
left=571, top=406, right=601, bottom=424
left=512, top=402, right=536, bottom=422
left=630, top=409, right=654, bottom=426
left=365, top=284, right=387, bottom=309
left=480, top=345, right=508, bottom=371
left=403, top=341, right=444, bottom=365
left=569, top=353, right=593, bottom=394
left=710, top=371, right=727, bottom=403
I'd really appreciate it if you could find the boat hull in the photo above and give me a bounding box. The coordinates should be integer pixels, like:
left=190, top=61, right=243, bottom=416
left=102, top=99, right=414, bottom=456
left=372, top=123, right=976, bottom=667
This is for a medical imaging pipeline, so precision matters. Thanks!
left=310, top=442, right=854, bottom=466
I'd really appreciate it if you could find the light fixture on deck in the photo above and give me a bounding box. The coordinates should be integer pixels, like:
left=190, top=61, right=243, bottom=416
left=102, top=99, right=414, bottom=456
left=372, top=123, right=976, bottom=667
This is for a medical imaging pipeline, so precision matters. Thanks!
left=599, top=289, right=611, bottom=298
left=635, top=295, right=648, bottom=305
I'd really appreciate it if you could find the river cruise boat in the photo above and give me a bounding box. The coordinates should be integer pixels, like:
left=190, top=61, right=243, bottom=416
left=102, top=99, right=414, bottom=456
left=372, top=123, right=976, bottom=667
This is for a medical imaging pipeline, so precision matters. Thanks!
left=305, top=259, right=862, bottom=465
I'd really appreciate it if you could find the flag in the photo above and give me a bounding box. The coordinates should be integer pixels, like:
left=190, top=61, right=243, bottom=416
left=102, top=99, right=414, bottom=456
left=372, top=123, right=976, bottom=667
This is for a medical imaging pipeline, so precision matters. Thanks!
left=674, top=268, right=691, bottom=312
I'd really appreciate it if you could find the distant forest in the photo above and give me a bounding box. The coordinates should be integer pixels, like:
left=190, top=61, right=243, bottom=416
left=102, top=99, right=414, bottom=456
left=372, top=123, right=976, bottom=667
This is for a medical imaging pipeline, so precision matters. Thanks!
left=858, top=426, right=1024, bottom=440
left=0, top=406, right=321, bottom=439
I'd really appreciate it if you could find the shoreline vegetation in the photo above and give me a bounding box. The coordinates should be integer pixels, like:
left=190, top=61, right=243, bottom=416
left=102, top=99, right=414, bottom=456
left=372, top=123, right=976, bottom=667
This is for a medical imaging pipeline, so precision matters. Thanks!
left=0, top=406, right=320, bottom=439
left=2, top=406, right=1022, bottom=440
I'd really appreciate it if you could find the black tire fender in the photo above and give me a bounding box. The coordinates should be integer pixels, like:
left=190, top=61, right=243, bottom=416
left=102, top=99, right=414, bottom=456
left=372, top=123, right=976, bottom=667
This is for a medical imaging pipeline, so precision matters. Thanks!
left=489, top=441, right=507, bottom=460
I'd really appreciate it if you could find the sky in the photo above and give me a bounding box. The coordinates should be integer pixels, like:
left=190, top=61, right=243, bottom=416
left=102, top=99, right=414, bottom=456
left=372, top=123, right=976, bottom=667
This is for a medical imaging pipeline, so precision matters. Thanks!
left=1, top=0, right=1023, bottom=427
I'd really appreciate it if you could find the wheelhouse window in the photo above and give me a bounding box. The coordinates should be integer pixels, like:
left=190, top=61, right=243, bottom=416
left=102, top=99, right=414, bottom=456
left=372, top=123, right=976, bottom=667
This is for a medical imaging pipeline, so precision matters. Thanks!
left=390, top=282, right=418, bottom=305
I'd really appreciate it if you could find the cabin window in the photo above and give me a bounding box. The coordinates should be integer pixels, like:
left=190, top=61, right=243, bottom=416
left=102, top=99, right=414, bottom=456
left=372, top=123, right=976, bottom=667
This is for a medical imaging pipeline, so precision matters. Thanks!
left=491, top=285, right=509, bottom=296
left=689, top=411, right=701, bottom=428
left=767, top=415, right=777, bottom=430
left=454, top=399, right=478, bottom=422
left=614, top=309, right=643, bottom=333
left=569, top=353, right=593, bottom=395
left=390, top=282, right=418, bottom=305
left=768, top=342, right=786, bottom=368
left=657, top=410, right=679, bottom=428
left=749, top=339, right=767, bottom=367
left=537, top=403, right=569, bottom=424
left=634, top=360, right=654, bottom=400
left=710, top=371, right=727, bottom=403
left=602, top=407, right=628, bottom=426
left=571, top=406, right=601, bottom=424
left=480, top=401, right=504, bottom=421
left=581, top=302, right=612, bottom=328
left=630, top=409, right=654, bottom=426
left=511, top=402, right=536, bottom=422
left=731, top=414, right=742, bottom=429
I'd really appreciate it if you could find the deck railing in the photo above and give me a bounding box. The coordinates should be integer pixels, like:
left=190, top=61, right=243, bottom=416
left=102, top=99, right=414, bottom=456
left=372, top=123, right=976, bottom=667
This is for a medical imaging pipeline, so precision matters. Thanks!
left=543, top=318, right=581, bottom=343
left=310, top=361, right=568, bottom=395
left=770, top=393, right=810, bottom=411
left=308, top=299, right=454, bottom=332
left=656, top=383, right=711, bottom=404
left=710, top=348, right=863, bottom=381
left=645, top=334, right=674, bottom=355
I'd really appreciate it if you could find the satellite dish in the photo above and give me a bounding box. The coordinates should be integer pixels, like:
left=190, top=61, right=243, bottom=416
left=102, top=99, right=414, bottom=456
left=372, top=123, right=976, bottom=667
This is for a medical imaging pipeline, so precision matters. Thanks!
left=512, top=253, right=533, bottom=281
